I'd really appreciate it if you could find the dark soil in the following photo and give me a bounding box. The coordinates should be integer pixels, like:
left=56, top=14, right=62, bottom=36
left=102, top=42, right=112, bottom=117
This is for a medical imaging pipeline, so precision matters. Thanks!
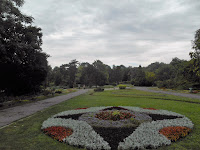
left=92, top=127, right=136, bottom=150
left=148, top=114, right=182, bottom=121
left=102, top=106, right=129, bottom=111
left=55, top=113, right=84, bottom=120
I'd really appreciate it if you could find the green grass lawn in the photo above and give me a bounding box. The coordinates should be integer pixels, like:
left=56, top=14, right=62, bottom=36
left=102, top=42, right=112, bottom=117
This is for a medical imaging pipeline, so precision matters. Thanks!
left=150, top=87, right=200, bottom=95
left=0, top=89, right=199, bottom=150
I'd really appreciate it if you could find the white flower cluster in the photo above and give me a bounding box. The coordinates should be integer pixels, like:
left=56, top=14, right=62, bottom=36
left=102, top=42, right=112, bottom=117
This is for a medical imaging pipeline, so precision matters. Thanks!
left=117, top=106, right=193, bottom=149
left=52, top=106, right=110, bottom=118
left=120, top=106, right=184, bottom=117
left=118, top=117, right=193, bottom=149
left=42, top=118, right=111, bottom=150
left=41, top=106, right=194, bottom=150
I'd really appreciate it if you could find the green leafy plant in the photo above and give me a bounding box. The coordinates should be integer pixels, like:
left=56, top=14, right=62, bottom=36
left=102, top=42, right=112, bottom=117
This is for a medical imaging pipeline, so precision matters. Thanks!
left=55, top=90, right=62, bottom=94
left=118, top=84, right=127, bottom=89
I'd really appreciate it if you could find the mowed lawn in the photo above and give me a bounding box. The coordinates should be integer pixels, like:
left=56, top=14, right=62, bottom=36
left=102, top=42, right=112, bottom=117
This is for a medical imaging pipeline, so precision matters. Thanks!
left=0, top=89, right=199, bottom=150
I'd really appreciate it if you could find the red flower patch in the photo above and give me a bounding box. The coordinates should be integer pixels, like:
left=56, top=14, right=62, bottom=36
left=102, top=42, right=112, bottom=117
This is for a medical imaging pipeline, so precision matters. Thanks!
left=143, top=108, right=157, bottom=110
left=159, top=126, right=191, bottom=141
left=43, top=126, right=73, bottom=142
left=75, top=107, right=88, bottom=110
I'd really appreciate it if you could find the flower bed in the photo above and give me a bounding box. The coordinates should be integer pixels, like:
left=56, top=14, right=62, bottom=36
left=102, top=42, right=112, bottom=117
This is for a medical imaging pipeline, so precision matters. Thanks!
left=43, top=126, right=73, bottom=142
left=95, top=110, right=134, bottom=121
left=41, top=106, right=194, bottom=150
left=159, top=126, right=191, bottom=141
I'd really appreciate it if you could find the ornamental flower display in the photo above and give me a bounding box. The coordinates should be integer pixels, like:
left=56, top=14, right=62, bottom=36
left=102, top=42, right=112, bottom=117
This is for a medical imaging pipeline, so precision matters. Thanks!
left=41, top=106, right=194, bottom=150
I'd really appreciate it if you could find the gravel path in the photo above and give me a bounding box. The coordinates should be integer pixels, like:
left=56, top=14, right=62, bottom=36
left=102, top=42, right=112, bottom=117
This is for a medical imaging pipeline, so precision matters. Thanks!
left=133, top=86, right=200, bottom=99
left=0, top=89, right=89, bottom=128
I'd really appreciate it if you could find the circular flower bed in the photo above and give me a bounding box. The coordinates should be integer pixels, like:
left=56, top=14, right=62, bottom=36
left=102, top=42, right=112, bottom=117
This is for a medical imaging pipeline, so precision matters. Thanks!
left=41, top=106, right=194, bottom=150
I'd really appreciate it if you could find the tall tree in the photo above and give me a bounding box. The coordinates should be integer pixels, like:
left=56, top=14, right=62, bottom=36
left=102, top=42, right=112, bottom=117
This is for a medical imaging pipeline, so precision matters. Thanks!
left=109, top=65, right=123, bottom=84
left=131, top=65, right=146, bottom=86
left=0, top=0, right=49, bottom=95
left=67, top=59, right=79, bottom=88
left=190, top=29, right=200, bottom=77
left=93, top=60, right=108, bottom=81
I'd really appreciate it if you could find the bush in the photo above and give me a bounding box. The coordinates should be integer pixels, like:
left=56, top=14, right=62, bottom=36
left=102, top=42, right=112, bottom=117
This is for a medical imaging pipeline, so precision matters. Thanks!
left=42, top=88, right=55, bottom=96
left=118, top=84, right=126, bottom=89
left=55, top=90, right=62, bottom=94
left=111, top=83, right=117, bottom=86
left=42, top=89, right=52, bottom=96
left=94, top=87, right=104, bottom=92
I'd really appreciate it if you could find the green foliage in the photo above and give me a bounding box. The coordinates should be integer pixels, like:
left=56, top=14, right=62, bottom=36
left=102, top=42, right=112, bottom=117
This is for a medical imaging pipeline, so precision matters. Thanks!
left=118, top=84, right=126, bottom=89
left=190, top=28, right=200, bottom=77
left=145, top=72, right=156, bottom=86
left=55, top=90, right=62, bottom=94
left=42, top=89, right=54, bottom=96
left=80, top=63, right=107, bottom=87
left=0, top=0, right=48, bottom=96
left=131, top=65, right=146, bottom=86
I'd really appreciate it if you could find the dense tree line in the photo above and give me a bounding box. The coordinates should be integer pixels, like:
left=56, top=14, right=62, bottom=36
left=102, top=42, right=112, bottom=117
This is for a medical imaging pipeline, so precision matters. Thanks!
left=48, top=27, right=200, bottom=90
left=47, top=56, right=199, bottom=90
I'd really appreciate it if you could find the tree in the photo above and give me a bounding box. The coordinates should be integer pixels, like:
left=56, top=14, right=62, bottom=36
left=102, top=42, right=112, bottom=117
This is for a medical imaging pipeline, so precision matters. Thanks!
left=155, top=64, right=174, bottom=81
left=145, top=72, right=156, bottom=86
left=0, top=0, right=49, bottom=95
left=80, top=64, right=96, bottom=87
left=93, top=60, right=109, bottom=83
left=109, top=65, right=123, bottom=84
left=131, top=65, right=146, bottom=86
left=80, top=63, right=106, bottom=87
left=190, top=29, right=200, bottom=77
left=145, top=62, right=165, bottom=72
left=52, top=67, right=63, bottom=86
left=66, top=59, right=79, bottom=88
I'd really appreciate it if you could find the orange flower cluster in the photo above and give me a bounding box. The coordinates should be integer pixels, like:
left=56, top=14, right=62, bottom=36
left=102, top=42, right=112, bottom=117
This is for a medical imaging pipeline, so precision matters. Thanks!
left=159, top=126, right=191, bottom=141
left=43, top=126, right=73, bottom=142
left=143, top=108, right=157, bottom=110
left=95, top=111, right=134, bottom=121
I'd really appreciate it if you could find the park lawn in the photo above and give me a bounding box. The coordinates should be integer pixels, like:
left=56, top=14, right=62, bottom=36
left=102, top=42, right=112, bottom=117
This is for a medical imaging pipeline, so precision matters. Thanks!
left=0, top=89, right=199, bottom=150
left=150, top=87, right=200, bottom=95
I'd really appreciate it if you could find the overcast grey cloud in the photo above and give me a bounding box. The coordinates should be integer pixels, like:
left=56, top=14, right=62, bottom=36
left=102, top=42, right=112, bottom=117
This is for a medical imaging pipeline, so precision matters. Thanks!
left=20, top=0, right=200, bottom=67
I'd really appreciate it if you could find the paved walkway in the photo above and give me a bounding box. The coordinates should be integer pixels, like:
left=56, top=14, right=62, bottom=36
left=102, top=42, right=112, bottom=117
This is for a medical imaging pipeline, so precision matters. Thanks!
left=134, top=87, right=200, bottom=99
left=0, top=89, right=89, bottom=128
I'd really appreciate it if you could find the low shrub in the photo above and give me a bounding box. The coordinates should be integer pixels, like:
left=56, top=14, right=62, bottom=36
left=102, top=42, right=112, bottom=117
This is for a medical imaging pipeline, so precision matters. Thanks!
left=55, top=90, right=62, bottom=94
left=118, top=84, right=126, bottom=89
left=94, top=87, right=104, bottom=92
left=42, top=89, right=52, bottom=96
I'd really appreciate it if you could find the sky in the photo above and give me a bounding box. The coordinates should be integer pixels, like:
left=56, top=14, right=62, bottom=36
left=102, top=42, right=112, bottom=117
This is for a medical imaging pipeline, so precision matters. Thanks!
left=20, top=0, right=200, bottom=68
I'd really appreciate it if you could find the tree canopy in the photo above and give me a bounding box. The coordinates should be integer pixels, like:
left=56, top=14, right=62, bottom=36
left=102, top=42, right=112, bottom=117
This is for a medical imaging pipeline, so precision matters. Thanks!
left=0, top=0, right=49, bottom=95
left=190, top=29, right=200, bottom=77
